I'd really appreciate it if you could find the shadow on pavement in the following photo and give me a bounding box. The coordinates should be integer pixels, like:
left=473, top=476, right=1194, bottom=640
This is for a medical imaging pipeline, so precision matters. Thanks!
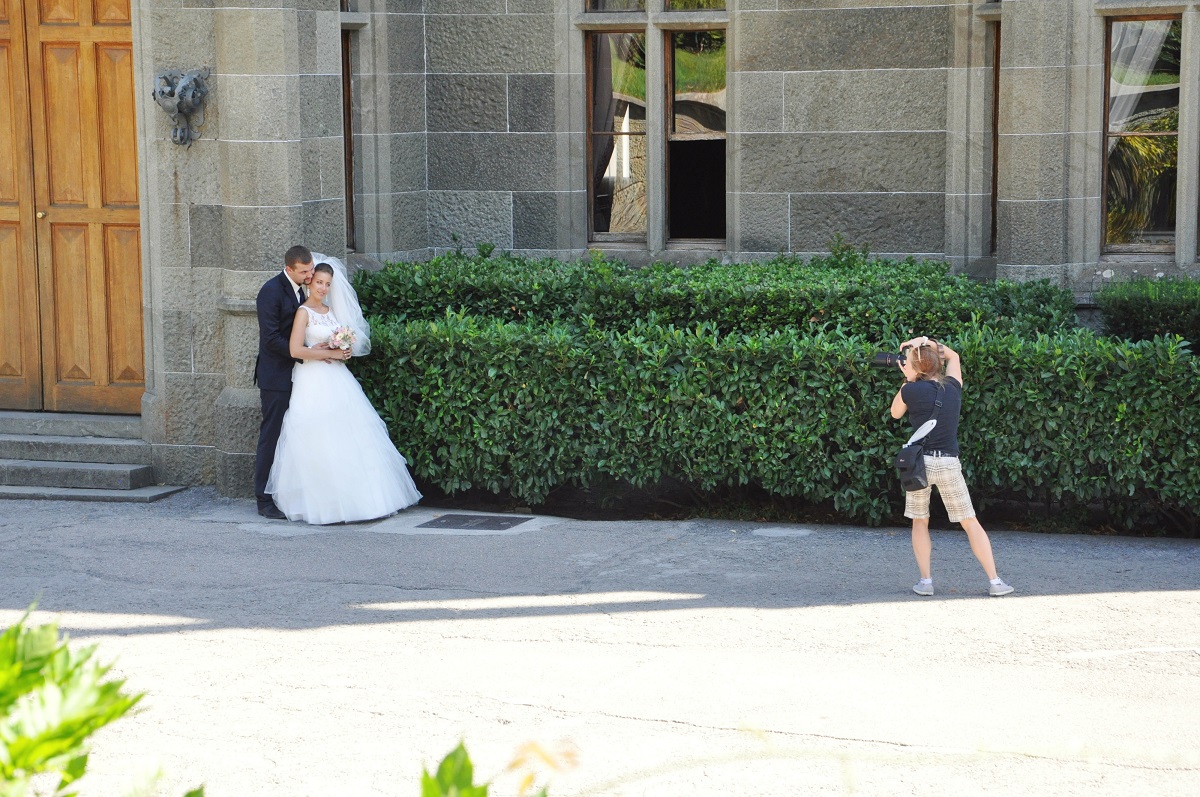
left=1, top=489, right=1198, bottom=637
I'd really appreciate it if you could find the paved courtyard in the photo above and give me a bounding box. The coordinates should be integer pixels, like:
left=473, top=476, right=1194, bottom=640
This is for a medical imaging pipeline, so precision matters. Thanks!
left=1, top=489, right=1198, bottom=796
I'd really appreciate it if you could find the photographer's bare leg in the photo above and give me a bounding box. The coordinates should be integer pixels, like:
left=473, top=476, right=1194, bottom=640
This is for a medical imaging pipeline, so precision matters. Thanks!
left=960, top=516, right=999, bottom=580
left=910, top=517, right=932, bottom=580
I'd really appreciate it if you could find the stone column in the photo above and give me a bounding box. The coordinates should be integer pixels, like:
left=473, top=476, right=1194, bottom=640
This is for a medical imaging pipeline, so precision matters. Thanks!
left=994, top=0, right=1103, bottom=287
left=352, top=0, right=428, bottom=263
left=135, top=0, right=222, bottom=486
left=944, top=2, right=999, bottom=278
left=211, top=3, right=348, bottom=497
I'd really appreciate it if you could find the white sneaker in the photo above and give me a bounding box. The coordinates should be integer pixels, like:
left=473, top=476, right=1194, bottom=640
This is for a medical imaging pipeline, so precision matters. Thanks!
left=912, top=580, right=934, bottom=596
left=989, top=579, right=1014, bottom=597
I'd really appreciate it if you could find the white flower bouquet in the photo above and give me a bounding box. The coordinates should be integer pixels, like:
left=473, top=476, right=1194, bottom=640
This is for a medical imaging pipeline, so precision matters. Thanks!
left=330, top=325, right=357, bottom=351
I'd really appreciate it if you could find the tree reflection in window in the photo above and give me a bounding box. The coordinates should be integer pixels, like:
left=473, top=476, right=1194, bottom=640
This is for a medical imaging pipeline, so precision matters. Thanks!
left=1105, top=18, right=1180, bottom=249
left=587, top=0, right=645, bottom=13
left=589, top=32, right=647, bottom=236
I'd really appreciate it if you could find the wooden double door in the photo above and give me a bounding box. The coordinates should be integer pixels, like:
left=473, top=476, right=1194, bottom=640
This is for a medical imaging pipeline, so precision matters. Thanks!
left=0, top=0, right=142, bottom=414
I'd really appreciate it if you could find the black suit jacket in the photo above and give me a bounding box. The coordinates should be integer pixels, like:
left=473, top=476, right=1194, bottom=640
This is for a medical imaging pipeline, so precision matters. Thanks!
left=255, top=271, right=303, bottom=392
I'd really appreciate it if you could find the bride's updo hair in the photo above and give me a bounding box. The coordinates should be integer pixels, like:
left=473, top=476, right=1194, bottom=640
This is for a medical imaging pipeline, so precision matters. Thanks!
left=313, top=262, right=335, bottom=277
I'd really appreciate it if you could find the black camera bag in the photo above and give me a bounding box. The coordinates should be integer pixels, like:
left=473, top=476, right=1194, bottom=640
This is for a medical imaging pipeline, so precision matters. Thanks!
left=895, top=383, right=944, bottom=492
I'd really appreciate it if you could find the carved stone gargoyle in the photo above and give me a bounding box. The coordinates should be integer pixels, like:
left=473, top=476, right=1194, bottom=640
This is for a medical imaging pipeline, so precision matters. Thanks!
left=152, top=67, right=211, bottom=146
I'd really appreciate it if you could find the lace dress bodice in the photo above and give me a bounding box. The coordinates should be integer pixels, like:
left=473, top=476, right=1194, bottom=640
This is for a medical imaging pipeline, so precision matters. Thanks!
left=301, top=305, right=340, bottom=349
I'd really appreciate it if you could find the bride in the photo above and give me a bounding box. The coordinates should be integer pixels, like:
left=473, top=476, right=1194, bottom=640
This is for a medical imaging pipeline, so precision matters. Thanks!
left=266, top=257, right=422, bottom=524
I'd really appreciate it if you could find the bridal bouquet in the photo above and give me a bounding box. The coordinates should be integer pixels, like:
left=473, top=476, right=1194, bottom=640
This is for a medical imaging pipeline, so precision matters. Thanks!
left=330, top=325, right=357, bottom=351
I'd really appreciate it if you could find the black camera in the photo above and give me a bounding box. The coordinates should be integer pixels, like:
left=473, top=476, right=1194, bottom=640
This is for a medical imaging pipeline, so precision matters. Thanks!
left=871, top=346, right=910, bottom=368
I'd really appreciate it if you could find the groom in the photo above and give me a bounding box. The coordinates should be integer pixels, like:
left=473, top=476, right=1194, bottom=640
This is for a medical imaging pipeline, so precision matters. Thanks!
left=253, top=245, right=344, bottom=518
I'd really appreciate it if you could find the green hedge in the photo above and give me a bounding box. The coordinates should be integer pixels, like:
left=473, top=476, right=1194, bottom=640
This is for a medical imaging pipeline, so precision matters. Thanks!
left=354, top=250, right=1076, bottom=339
left=1096, top=277, right=1200, bottom=342
left=354, top=316, right=1199, bottom=531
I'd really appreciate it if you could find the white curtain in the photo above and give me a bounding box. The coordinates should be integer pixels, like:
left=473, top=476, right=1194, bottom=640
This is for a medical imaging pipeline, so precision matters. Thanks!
left=1108, top=20, right=1172, bottom=144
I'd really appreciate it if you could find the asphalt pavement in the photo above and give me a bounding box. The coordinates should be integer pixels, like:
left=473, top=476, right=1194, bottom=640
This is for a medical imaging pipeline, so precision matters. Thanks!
left=1, top=489, right=1198, bottom=797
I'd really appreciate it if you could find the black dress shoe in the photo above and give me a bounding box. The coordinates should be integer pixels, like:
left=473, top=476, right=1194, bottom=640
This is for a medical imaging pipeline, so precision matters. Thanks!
left=258, top=503, right=286, bottom=520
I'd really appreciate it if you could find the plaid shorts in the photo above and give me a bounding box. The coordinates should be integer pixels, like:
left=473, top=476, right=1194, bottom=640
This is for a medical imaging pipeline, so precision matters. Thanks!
left=904, top=455, right=977, bottom=523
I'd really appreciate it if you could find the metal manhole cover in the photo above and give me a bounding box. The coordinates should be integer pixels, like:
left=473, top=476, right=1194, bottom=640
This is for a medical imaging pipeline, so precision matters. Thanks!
left=416, top=514, right=533, bottom=531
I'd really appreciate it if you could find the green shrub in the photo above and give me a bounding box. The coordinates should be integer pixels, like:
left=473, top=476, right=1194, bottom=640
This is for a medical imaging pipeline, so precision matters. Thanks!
left=1096, top=277, right=1200, bottom=342
left=354, top=251, right=1076, bottom=340
left=355, top=316, right=1199, bottom=533
left=0, top=611, right=206, bottom=797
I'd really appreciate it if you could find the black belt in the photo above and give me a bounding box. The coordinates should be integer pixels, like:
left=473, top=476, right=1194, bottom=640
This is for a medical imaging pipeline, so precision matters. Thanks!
left=924, top=450, right=957, bottom=458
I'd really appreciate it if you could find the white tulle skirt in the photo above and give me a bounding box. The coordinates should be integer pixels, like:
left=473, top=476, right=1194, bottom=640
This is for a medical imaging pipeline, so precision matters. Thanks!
left=266, top=359, right=422, bottom=524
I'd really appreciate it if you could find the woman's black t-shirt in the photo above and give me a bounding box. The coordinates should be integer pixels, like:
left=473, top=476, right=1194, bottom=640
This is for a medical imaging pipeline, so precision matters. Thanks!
left=901, top=376, right=962, bottom=456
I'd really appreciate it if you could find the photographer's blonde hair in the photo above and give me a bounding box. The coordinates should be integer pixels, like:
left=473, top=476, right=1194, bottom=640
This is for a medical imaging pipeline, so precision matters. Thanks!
left=909, top=343, right=944, bottom=384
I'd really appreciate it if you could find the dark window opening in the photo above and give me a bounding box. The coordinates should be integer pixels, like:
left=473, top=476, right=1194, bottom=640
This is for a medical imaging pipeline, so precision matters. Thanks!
left=668, top=140, right=726, bottom=239
left=667, top=29, right=726, bottom=241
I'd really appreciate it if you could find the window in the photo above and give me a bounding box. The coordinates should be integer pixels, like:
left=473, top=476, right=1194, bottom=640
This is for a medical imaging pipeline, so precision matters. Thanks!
left=1104, top=17, right=1181, bottom=252
left=589, top=32, right=648, bottom=237
left=588, top=0, right=644, bottom=10
left=584, top=4, right=728, bottom=245
left=667, top=31, right=726, bottom=239
left=666, top=0, right=724, bottom=10
left=989, top=21, right=1000, bottom=256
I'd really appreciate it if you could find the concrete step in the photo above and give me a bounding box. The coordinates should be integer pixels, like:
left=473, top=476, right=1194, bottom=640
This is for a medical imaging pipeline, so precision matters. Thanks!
left=0, top=484, right=185, bottom=503
left=0, top=411, right=141, bottom=439
left=0, top=434, right=152, bottom=465
left=0, top=459, right=155, bottom=490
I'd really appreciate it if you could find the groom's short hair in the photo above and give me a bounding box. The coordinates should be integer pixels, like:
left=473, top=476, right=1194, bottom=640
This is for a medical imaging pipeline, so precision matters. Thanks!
left=284, top=245, right=313, bottom=269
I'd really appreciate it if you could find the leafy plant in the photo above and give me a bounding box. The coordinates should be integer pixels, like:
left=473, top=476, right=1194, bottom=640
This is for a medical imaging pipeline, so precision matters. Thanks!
left=0, top=611, right=204, bottom=797
left=1096, top=276, right=1200, bottom=342
left=421, top=741, right=572, bottom=797
left=354, top=315, right=1199, bottom=534
left=422, top=743, right=489, bottom=797
left=353, top=250, right=1076, bottom=340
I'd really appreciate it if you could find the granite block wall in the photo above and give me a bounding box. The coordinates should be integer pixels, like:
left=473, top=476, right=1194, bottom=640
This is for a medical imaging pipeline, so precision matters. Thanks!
left=730, top=2, right=956, bottom=260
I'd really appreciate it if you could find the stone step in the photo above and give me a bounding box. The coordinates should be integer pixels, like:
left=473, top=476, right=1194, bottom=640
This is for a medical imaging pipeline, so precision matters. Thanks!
left=0, top=484, right=185, bottom=503
left=0, top=459, right=155, bottom=490
left=0, top=411, right=141, bottom=439
left=0, top=433, right=152, bottom=465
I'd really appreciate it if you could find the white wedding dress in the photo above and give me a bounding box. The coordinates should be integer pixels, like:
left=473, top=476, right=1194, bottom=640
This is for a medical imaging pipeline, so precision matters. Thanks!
left=266, top=305, right=422, bottom=524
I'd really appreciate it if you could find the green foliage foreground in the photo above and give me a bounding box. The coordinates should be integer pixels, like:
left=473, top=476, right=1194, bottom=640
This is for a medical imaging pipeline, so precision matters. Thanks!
left=356, top=315, right=1199, bottom=534
left=0, top=613, right=203, bottom=797
left=0, top=612, right=140, bottom=797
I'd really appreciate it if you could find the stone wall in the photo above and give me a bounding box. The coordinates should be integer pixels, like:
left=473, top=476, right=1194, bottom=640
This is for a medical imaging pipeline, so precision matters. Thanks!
left=135, top=0, right=348, bottom=494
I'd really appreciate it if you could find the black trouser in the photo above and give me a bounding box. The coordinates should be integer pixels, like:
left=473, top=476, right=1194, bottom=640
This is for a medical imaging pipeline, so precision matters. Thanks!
left=255, top=388, right=291, bottom=507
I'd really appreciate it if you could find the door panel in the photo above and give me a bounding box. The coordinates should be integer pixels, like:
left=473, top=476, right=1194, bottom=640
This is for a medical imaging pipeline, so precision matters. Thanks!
left=39, top=0, right=77, bottom=25
left=92, top=0, right=127, bottom=25
left=23, top=0, right=142, bottom=413
left=0, top=3, right=42, bottom=409
left=97, top=43, right=135, bottom=205
left=49, top=222, right=89, bottom=381
left=103, top=223, right=141, bottom=383
left=42, top=43, right=86, bottom=205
